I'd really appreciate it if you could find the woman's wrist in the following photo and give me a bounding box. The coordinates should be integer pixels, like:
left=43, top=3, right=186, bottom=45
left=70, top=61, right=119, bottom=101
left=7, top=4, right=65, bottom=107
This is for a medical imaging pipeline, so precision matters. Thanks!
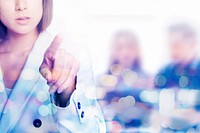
left=53, top=78, right=76, bottom=107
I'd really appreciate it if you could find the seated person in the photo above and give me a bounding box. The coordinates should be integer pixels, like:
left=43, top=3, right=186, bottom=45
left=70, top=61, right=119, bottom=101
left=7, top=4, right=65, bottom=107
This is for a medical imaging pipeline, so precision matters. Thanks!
left=155, top=23, right=200, bottom=89
left=99, top=30, right=152, bottom=131
left=105, top=30, right=152, bottom=91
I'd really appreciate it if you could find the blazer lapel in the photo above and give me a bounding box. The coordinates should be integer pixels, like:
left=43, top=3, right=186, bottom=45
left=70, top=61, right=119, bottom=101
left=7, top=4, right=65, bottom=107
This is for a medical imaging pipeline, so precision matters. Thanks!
left=0, top=31, right=53, bottom=132
left=0, top=67, right=8, bottom=115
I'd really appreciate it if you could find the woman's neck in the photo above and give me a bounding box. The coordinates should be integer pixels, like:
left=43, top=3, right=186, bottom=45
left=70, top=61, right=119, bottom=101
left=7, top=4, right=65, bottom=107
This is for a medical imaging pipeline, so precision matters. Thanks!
left=1, top=29, right=39, bottom=54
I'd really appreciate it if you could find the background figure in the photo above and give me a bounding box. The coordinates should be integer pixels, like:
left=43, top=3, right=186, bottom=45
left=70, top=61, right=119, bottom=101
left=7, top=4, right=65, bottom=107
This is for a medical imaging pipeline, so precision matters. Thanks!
left=155, top=23, right=200, bottom=89
left=99, top=30, right=153, bottom=132
left=154, top=23, right=200, bottom=132
left=108, top=30, right=152, bottom=91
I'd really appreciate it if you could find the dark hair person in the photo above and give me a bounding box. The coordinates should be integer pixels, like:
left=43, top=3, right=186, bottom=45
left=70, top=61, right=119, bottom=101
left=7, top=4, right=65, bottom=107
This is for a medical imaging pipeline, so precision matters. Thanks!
left=106, top=30, right=152, bottom=91
left=99, top=30, right=153, bottom=132
left=110, top=30, right=141, bottom=72
left=0, top=0, right=105, bottom=132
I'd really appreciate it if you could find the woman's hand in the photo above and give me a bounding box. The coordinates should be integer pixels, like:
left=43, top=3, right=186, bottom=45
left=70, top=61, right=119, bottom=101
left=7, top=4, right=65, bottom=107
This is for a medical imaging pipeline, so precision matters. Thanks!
left=39, top=34, right=80, bottom=95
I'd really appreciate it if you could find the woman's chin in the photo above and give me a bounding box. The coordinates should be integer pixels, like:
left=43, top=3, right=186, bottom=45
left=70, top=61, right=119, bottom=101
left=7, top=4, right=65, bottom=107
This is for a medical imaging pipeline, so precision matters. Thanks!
left=10, top=27, right=38, bottom=36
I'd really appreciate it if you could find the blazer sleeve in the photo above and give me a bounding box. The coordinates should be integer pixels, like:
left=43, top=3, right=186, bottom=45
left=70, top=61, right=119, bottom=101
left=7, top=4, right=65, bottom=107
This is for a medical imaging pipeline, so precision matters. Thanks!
left=54, top=41, right=106, bottom=133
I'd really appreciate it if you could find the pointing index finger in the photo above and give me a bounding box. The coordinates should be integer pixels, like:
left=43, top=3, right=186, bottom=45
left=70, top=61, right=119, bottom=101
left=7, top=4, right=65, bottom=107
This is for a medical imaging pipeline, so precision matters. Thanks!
left=46, top=33, right=63, bottom=55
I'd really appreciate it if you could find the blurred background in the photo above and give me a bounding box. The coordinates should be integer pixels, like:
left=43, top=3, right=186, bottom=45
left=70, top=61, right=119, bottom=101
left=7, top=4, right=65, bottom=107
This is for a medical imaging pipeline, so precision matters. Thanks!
left=48, top=0, right=200, bottom=132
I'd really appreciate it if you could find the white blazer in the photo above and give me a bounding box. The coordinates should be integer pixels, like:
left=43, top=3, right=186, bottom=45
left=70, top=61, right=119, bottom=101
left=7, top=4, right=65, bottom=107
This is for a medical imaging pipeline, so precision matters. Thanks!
left=0, top=31, right=106, bottom=133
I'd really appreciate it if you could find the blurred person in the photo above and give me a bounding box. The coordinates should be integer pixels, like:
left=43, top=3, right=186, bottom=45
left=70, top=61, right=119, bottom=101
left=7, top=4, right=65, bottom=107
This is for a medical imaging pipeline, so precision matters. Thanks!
left=111, top=30, right=141, bottom=70
left=99, top=30, right=153, bottom=132
left=155, top=23, right=200, bottom=89
left=107, top=30, right=152, bottom=91
left=101, top=31, right=153, bottom=101
left=154, top=22, right=200, bottom=132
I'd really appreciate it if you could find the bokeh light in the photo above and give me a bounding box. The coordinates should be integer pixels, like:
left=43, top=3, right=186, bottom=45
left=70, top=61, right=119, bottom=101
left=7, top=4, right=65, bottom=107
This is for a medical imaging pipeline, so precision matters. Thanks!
left=38, top=105, right=49, bottom=116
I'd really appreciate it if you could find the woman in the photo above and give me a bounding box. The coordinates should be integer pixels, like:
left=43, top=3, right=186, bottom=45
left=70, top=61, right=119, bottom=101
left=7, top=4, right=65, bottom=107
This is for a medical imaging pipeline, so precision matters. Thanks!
left=102, top=30, right=152, bottom=92
left=0, top=0, right=105, bottom=132
left=99, top=31, right=152, bottom=132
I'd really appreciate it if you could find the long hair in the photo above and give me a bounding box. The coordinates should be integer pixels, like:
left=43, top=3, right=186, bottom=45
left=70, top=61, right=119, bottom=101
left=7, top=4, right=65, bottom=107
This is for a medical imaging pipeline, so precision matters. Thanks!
left=109, top=30, right=142, bottom=73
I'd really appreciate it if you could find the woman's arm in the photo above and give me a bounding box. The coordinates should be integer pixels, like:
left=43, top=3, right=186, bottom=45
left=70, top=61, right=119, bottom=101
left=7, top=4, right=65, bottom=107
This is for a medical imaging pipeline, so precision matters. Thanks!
left=40, top=34, right=106, bottom=132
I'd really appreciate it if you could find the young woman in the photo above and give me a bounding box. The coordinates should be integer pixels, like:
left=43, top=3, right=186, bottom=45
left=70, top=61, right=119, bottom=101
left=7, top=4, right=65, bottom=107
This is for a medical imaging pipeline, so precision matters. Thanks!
left=107, top=30, right=152, bottom=90
left=0, top=0, right=105, bottom=132
left=99, top=31, right=153, bottom=132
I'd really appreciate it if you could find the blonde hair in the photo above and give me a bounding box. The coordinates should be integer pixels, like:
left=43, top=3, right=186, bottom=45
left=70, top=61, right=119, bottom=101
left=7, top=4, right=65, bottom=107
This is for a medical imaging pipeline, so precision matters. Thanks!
left=0, top=0, right=53, bottom=40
